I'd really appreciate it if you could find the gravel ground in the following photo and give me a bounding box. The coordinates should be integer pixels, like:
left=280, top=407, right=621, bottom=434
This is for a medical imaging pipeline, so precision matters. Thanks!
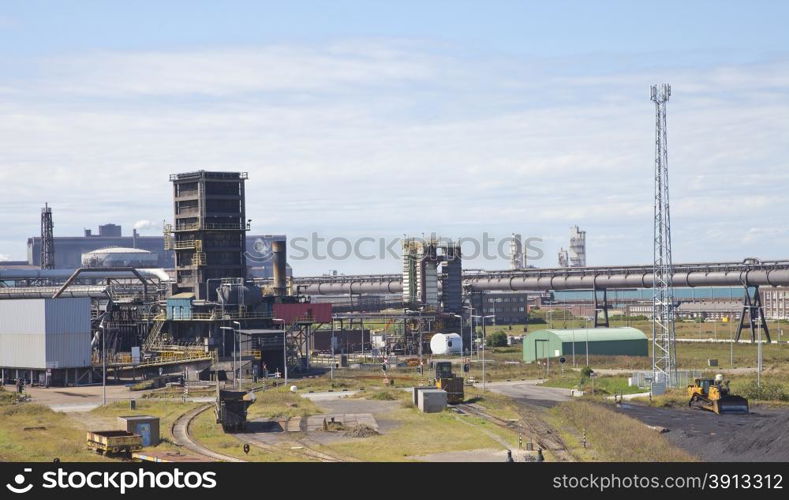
left=616, top=403, right=789, bottom=462
left=410, top=448, right=536, bottom=462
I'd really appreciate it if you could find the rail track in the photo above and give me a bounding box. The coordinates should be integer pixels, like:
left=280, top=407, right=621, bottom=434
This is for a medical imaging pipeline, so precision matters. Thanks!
left=171, top=386, right=349, bottom=462
left=234, top=430, right=347, bottom=462
left=457, top=402, right=574, bottom=462
left=171, top=404, right=245, bottom=462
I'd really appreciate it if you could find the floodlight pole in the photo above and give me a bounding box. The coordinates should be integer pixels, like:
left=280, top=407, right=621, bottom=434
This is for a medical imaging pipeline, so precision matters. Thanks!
left=476, top=314, right=495, bottom=392
left=233, top=321, right=241, bottom=388
left=272, top=318, right=286, bottom=386
left=450, top=313, right=464, bottom=355
left=100, top=325, right=106, bottom=406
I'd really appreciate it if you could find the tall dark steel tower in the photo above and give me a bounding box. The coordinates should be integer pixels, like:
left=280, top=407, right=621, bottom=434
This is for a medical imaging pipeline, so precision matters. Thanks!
left=166, top=171, right=249, bottom=300
left=650, top=83, right=677, bottom=387
left=40, top=203, right=55, bottom=270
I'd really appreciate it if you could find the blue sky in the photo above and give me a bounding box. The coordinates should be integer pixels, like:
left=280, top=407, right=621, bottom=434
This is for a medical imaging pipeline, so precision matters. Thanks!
left=1, top=1, right=788, bottom=274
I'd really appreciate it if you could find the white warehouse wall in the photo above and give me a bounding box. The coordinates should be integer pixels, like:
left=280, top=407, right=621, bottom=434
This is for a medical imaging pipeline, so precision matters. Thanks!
left=0, top=298, right=91, bottom=369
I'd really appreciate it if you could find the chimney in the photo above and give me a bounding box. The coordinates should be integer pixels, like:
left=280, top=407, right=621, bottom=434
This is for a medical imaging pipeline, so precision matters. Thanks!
left=272, top=240, right=287, bottom=296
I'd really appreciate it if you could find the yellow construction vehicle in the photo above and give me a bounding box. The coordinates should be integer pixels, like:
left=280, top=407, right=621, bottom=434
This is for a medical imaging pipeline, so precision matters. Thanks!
left=434, top=361, right=464, bottom=404
left=687, top=374, right=749, bottom=415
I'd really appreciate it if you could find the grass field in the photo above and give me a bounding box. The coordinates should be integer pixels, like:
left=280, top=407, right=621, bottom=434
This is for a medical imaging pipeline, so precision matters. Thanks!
left=0, top=402, right=114, bottom=462
left=541, top=374, right=644, bottom=395
left=188, top=409, right=310, bottom=462
left=547, top=400, right=696, bottom=462
left=245, top=387, right=321, bottom=420
left=86, top=400, right=202, bottom=454
left=481, top=338, right=789, bottom=379
left=325, top=407, right=517, bottom=461
left=490, top=317, right=788, bottom=341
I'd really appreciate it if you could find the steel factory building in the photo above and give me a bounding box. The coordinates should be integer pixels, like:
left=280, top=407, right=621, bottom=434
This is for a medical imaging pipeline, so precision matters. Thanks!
left=0, top=298, right=93, bottom=386
left=523, top=327, right=648, bottom=363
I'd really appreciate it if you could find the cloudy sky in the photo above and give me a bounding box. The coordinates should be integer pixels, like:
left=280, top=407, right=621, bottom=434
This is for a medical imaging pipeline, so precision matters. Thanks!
left=1, top=1, right=788, bottom=274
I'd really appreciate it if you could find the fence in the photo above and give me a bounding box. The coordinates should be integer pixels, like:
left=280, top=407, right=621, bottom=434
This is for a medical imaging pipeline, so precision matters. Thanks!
left=629, top=370, right=702, bottom=388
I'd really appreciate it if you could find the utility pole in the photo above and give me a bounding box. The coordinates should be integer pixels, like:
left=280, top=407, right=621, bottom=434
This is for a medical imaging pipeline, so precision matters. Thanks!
left=650, top=83, right=678, bottom=388
left=100, top=325, right=106, bottom=406
left=585, top=325, right=590, bottom=367
left=482, top=317, right=486, bottom=392
left=730, top=318, right=734, bottom=367
left=572, top=326, right=576, bottom=367
left=466, top=305, right=475, bottom=358
left=476, top=314, right=494, bottom=392
left=330, top=317, right=335, bottom=380
left=270, top=319, right=288, bottom=386
left=757, top=317, right=763, bottom=387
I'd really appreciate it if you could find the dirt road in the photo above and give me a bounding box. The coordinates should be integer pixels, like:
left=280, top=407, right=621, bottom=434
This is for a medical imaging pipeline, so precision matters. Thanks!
left=485, top=380, right=573, bottom=407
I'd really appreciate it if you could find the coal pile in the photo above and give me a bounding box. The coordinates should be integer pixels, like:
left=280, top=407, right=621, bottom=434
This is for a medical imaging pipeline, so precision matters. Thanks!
left=703, top=410, right=789, bottom=462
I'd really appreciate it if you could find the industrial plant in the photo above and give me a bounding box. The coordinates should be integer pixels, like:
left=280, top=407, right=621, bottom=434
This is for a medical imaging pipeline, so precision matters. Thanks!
left=1, top=80, right=788, bottom=466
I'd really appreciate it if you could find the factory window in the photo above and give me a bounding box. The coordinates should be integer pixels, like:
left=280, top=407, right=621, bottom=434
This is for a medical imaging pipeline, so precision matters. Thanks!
left=176, top=199, right=199, bottom=214
left=175, top=182, right=198, bottom=197
left=205, top=182, right=240, bottom=196
left=206, top=198, right=241, bottom=213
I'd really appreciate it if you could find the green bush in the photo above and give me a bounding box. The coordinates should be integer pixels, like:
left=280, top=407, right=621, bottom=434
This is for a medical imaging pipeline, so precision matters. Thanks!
left=369, top=391, right=396, bottom=401
left=578, top=366, right=595, bottom=386
left=609, top=314, right=648, bottom=322
left=486, top=331, right=508, bottom=347
left=131, top=380, right=156, bottom=391
left=738, top=380, right=789, bottom=401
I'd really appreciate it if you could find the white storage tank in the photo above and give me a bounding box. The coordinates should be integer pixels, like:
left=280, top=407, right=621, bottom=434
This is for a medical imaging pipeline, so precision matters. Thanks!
left=429, top=333, right=462, bottom=355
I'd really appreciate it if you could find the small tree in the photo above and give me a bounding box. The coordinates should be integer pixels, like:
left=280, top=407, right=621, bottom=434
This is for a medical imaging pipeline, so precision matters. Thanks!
left=486, top=331, right=508, bottom=347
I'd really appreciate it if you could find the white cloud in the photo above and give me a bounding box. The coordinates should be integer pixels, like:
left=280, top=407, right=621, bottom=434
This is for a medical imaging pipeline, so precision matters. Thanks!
left=39, top=43, right=440, bottom=97
left=0, top=43, right=788, bottom=272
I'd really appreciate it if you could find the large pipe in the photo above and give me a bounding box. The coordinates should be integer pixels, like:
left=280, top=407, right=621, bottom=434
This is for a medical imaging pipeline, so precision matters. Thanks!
left=0, top=267, right=171, bottom=282
left=468, top=269, right=789, bottom=291
left=0, top=285, right=109, bottom=299
left=294, top=261, right=789, bottom=295
left=272, top=240, right=287, bottom=296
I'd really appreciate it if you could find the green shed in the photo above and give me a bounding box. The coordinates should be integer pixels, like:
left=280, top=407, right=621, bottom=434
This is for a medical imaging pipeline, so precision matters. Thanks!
left=522, top=327, right=648, bottom=363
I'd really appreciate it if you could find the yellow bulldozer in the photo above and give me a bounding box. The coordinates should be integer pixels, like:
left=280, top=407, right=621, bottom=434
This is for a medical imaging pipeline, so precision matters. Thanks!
left=687, top=374, right=749, bottom=415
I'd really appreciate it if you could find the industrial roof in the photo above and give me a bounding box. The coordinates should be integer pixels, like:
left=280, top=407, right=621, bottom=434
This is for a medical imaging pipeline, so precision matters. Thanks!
left=84, top=246, right=153, bottom=254
left=169, top=292, right=195, bottom=299
left=527, top=327, right=647, bottom=342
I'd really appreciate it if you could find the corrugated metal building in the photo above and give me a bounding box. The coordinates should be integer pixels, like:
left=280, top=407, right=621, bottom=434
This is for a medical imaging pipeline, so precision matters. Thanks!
left=0, top=298, right=93, bottom=385
left=523, top=327, right=648, bottom=363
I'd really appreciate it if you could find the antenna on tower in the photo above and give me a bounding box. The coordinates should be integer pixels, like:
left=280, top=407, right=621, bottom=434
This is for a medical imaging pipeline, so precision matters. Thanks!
left=40, top=202, right=55, bottom=270
left=650, top=83, right=677, bottom=387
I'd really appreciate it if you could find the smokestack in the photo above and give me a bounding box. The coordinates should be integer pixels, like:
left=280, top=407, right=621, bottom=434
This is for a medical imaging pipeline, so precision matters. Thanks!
left=272, top=240, right=287, bottom=296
